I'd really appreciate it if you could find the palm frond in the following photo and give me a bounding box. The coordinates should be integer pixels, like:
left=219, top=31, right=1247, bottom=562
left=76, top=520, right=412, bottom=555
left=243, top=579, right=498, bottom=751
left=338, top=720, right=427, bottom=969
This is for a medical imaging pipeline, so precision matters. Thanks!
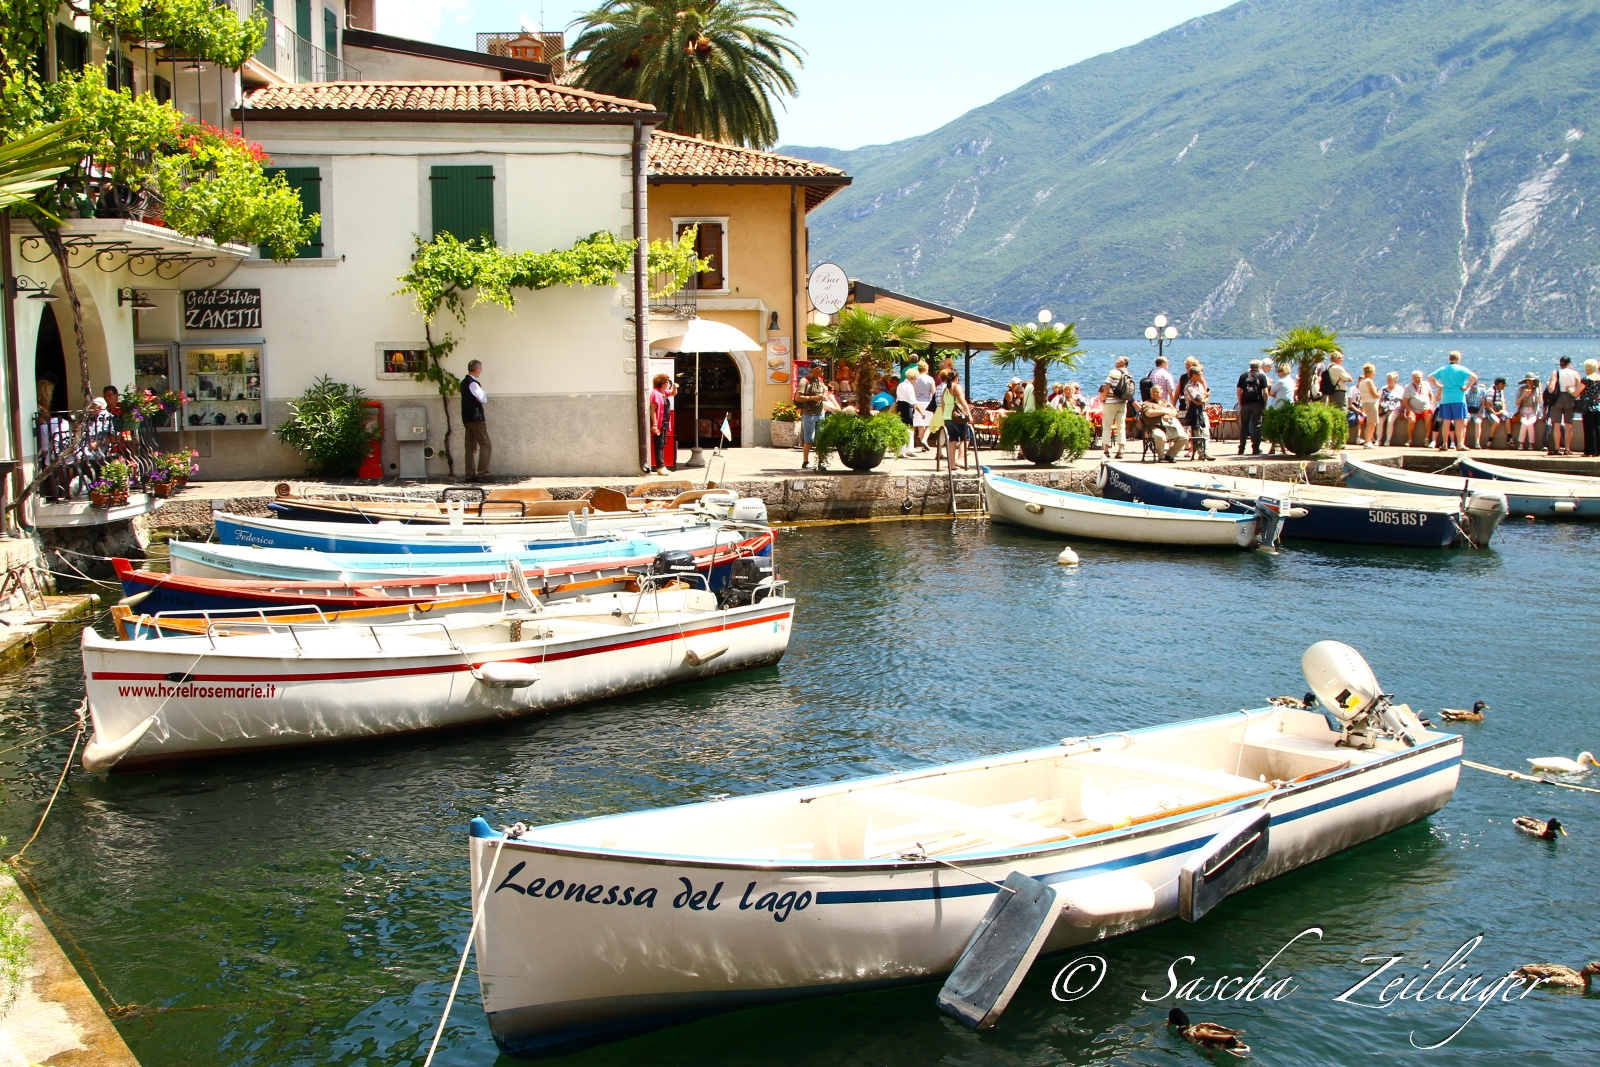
left=0, top=121, right=79, bottom=213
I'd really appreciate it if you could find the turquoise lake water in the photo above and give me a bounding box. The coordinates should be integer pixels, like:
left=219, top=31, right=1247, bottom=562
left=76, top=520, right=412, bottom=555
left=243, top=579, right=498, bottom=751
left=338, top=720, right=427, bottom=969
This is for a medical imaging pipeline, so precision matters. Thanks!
left=1, top=513, right=1596, bottom=1066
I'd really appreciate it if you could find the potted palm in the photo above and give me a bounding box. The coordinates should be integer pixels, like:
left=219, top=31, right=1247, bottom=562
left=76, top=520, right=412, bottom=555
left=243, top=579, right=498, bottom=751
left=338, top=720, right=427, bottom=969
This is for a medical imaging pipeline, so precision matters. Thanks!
left=991, top=318, right=1092, bottom=466
left=1261, top=325, right=1346, bottom=457
left=806, top=307, right=925, bottom=471
left=770, top=402, right=799, bottom=448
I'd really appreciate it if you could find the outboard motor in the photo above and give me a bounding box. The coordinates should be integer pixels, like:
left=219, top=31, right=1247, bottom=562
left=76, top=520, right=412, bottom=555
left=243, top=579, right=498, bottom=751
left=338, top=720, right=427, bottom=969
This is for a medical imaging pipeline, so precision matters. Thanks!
left=1251, top=495, right=1306, bottom=550
left=721, top=555, right=775, bottom=607
left=650, top=549, right=699, bottom=582
left=732, top=497, right=768, bottom=525
left=1460, top=490, right=1508, bottom=549
left=1301, top=640, right=1425, bottom=748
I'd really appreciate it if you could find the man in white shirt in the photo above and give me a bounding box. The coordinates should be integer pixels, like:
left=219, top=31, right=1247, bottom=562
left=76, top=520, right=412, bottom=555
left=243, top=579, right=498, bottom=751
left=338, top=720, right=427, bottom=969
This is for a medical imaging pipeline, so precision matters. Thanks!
left=461, top=359, right=491, bottom=481
left=1325, top=352, right=1353, bottom=411
left=894, top=370, right=917, bottom=458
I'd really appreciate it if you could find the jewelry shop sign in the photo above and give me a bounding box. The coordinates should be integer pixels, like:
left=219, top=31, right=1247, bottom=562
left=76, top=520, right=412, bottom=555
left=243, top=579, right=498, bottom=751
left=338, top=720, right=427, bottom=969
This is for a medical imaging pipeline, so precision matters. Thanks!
left=184, top=289, right=261, bottom=330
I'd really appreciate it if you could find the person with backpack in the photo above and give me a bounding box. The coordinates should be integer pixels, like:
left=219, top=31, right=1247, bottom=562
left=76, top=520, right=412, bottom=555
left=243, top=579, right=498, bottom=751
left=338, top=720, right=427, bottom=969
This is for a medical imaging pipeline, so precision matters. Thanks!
left=1235, top=358, right=1268, bottom=455
left=1100, top=355, right=1135, bottom=459
left=1324, top=352, right=1353, bottom=411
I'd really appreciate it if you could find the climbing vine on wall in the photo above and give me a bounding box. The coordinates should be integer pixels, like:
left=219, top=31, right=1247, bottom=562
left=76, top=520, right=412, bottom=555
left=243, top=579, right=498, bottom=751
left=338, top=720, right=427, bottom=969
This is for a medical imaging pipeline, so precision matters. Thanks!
left=394, top=229, right=707, bottom=475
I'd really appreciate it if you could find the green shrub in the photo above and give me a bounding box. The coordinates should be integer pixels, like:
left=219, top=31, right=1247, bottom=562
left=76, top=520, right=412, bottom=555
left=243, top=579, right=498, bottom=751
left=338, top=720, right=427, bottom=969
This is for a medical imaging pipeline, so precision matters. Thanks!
left=275, top=376, right=381, bottom=476
left=998, top=408, right=1093, bottom=464
left=1, top=837, right=30, bottom=1013
left=770, top=402, right=798, bottom=422
left=1262, top=401, right=1347, bottom=457
left=814, top=412, right=909, bottom=471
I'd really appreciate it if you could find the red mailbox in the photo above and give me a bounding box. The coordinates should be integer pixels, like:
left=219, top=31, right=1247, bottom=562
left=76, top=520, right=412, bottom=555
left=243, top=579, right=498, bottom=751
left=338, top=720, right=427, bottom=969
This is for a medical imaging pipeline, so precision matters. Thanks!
left=358, top=400, right=384, bottom=480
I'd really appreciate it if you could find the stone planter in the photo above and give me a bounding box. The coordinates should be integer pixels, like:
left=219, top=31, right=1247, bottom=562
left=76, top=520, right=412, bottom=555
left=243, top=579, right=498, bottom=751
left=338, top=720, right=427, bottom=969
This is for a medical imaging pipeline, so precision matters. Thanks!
left=770, top=420, right=799, bottom=448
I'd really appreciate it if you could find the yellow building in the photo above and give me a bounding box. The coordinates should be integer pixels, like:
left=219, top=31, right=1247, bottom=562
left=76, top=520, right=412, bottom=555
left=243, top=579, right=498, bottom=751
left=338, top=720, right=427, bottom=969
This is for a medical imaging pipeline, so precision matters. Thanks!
left=646, top=133, right=850, bottom=449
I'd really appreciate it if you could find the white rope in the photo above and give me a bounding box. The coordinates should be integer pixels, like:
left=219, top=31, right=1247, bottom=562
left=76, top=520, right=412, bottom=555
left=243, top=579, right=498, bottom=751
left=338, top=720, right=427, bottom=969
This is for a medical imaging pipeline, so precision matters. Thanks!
left=422, top=831, right=508, bottom=1066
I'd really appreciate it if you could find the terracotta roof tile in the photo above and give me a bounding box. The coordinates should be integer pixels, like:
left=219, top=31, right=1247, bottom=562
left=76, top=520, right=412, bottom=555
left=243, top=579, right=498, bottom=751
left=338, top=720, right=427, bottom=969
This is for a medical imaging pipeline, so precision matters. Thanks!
left=647, top=132, right=846, bottom=181
left=240, top=80, right=657, bottom=117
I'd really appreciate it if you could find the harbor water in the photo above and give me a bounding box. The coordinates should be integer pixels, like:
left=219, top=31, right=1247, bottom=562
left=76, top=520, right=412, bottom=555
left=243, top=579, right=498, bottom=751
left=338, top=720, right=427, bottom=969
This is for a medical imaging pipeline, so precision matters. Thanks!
left=1, top=518, right=1597, bottom=1066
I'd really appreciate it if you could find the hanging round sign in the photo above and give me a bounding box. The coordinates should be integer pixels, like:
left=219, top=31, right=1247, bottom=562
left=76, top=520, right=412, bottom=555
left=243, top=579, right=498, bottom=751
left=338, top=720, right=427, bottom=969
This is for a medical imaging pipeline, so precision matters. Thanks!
left=807, top=262, right=849, bottom=315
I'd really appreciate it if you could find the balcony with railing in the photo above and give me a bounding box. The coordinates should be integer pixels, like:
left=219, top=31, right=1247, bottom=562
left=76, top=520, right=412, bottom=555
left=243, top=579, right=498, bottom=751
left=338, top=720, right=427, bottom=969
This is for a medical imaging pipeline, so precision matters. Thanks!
left=31, top=410, right=170, bottom=526
left=252, top=3, right=361, bottom=83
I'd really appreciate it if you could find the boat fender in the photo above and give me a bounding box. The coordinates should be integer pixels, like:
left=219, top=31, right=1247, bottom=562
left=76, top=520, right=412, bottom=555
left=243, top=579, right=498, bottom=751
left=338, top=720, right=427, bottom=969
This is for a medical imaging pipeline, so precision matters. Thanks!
left=81, top=715, right=158, bottom=773
left=1024, top=502, right=1044, bottom=514
left=1059, top=872, right=1156, bottom=928
left=685, top=638, right=729, bottom=666
left=1200, top=498, right=1229, bottom=511
left=1282, top=507, right=1309, bottom=519
left=1056, top=546, right=1079, bottom=565
left=472, top=662, right=542, bottom=688
left=1553, top=501, right=1577, bottom=514
left=1094, top=463, right=1109, bottom=491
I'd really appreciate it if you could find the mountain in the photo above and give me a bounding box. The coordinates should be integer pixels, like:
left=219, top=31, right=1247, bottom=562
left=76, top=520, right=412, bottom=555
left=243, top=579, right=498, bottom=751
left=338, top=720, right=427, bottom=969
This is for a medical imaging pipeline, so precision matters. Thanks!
left=784, top=0, right=1600, bottom=336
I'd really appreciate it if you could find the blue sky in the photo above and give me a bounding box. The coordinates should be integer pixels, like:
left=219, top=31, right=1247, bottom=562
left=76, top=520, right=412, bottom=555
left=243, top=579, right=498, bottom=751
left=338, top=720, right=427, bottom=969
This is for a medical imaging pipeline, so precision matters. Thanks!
left=375, top=0, right=1236, bottom=149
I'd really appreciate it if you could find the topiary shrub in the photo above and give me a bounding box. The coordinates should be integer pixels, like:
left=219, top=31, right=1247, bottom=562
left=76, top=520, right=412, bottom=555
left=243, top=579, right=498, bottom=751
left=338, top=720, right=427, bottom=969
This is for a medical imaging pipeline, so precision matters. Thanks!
left=275, top=376, right=381, bottom=476
left=1262, top=401, right=1348, bottom=457
left=998, top=408, right=1093, bottom=466
left=814, top=411, right=909, bottom=472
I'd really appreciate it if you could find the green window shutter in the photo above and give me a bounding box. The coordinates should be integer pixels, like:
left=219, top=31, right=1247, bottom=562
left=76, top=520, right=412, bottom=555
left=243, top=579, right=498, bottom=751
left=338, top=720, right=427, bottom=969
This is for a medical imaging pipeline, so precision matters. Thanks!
left=324, top=8, right=338, bottom=58
left=430, top=166, right=495, bottom=243
left=262, top=166, right=322, bottom=259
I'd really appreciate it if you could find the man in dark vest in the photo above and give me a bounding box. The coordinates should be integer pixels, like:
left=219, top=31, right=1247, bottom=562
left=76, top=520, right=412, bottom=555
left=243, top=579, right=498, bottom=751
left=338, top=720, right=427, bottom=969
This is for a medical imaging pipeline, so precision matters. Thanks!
left=461, top=359, right=491, bottom=481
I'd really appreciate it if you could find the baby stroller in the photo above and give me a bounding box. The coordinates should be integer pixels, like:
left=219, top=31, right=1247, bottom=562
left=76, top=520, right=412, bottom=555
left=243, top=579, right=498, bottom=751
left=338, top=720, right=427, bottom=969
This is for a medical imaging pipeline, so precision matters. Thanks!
left=1136, top=402, right=1188, bottom=462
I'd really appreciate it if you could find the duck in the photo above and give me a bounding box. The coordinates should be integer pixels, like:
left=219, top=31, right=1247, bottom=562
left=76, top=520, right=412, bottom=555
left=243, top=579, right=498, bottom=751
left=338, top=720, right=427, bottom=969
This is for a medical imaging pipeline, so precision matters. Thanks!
left=1513, top=817, right=1567, bottom=840
left=1438, top=701, right=1489, bottom=723
left=1511, top=961, right=1600, bottom=992
left=1527, top=751, right=1598, bottom=774
left=1167, top=1008, right=1250, bottom=1058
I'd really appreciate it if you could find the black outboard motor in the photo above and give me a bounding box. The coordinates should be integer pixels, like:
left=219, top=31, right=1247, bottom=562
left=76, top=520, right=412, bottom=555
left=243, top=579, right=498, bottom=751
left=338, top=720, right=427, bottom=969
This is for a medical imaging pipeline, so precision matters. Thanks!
left=650, top=549, right=698, bottom=581
left=721, top=555, right=775, bottom=607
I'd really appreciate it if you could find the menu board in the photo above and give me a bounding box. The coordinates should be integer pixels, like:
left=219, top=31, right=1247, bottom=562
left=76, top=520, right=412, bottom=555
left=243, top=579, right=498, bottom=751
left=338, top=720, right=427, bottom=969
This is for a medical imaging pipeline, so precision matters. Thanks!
left=180, top=346, right=264, bottom=429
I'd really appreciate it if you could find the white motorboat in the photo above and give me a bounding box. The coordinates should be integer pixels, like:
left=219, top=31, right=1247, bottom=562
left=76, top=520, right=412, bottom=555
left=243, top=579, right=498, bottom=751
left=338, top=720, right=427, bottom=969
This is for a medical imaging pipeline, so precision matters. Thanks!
left=983, top=468, right=1262, bottom=548
left=1459, top=455, right=1600, bottom=486
left=79, top=585, right=794, bottom=773
left=1343, top=453, right=1598, bottom=518
left=466, top=642, right=1460, bottom=1057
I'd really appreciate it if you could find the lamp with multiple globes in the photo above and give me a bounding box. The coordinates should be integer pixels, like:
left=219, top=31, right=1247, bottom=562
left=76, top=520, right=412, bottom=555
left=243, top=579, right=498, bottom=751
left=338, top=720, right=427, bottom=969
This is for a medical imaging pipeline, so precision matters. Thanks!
left=1144, top=313, right=1178, bottom=361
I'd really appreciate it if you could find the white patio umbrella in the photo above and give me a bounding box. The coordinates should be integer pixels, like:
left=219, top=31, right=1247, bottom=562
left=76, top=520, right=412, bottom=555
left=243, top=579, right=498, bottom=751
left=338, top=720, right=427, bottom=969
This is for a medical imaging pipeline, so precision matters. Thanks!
left=650, top=317, right=763, bottom=466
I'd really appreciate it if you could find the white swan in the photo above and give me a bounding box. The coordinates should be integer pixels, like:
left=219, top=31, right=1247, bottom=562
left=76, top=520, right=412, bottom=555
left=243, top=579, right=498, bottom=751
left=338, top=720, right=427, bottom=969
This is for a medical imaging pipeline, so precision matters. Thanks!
left=1527, top=751, right=1598, bottom=774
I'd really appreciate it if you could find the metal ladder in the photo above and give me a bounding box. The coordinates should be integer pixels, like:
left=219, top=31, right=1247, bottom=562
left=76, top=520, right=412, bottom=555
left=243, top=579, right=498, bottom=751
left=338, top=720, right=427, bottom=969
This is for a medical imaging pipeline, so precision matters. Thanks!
left=944, top=437, right=986, bottom=516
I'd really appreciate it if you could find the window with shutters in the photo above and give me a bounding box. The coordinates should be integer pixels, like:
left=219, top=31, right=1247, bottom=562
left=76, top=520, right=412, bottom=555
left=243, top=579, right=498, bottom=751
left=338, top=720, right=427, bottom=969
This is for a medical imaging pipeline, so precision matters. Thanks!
left=54, top=22, right=88, bottom=76
left=262, top=167, right=323, bottom=258
left=430, top=165, right=496, bottom=243
left=324, top=7, right=339, bottom=58
left=674, top=219, right=727, bottom=292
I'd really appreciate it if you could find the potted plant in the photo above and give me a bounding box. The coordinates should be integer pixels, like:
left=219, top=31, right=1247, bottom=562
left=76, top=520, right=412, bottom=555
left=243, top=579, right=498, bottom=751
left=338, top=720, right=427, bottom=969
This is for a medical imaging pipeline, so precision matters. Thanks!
left=101, top=458, right=132, bottom=505
left=150, top=469, right=173, bottom=497
left=990, top=318, right=1088, bottom=466
left=159, top=450, right=198, bottom=485
left=275, top=376, right=382, bottom=476
left=806, top=307, right=927, bottom=472
left=1261, top=325, right=1344, bottom=457
left=88, top=478, right=112, bottom=508
left=770, top=402, right=799, bottom=448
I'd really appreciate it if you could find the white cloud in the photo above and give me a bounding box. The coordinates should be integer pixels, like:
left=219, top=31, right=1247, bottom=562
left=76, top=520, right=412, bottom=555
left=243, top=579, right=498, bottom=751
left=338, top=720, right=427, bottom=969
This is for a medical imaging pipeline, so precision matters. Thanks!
left=377, top=0, right=475, bottom=42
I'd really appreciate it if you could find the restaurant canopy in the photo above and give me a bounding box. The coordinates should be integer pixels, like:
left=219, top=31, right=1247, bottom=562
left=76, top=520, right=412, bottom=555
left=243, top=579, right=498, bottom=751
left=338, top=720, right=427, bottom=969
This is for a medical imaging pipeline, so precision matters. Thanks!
left=843, top=281, right=1014, bottom=350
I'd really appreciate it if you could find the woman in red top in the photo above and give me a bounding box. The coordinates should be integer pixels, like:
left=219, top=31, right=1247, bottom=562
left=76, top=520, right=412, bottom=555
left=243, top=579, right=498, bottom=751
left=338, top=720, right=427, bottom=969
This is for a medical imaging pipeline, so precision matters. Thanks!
left=649, top=374, right=673, bottom=474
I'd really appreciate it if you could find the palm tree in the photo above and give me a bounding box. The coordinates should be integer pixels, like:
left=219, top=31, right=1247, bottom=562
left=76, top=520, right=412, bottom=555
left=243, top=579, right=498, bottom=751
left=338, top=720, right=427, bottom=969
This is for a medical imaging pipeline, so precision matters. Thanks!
left=569, top=0, right=802, bottom=148
left=991, top=320, right=1085, bottom=410
left=0, top=122, right=77, bottom=214
left=806, top=306, right=926, bottom=418
left=1265, top=325, right=1340, bottom=402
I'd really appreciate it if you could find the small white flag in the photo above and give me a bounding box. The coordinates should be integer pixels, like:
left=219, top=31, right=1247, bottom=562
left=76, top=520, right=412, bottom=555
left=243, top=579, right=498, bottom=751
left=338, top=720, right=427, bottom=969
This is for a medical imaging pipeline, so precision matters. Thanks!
left=719, top=414, right=732, bottom=440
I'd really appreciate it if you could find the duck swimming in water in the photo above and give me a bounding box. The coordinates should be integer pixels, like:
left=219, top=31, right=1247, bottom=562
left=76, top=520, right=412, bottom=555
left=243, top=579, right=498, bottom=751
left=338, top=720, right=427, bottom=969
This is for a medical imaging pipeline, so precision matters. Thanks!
left=1513, top=817, right=1566, bottom=840
left=1439, top=700, right=1489, bottom=723
left=1527, top=751, right=1598, bottom=774
left=1512, top=962, right=1600, bottom=992
left=1168, top=1008, right=1250, bottom=1057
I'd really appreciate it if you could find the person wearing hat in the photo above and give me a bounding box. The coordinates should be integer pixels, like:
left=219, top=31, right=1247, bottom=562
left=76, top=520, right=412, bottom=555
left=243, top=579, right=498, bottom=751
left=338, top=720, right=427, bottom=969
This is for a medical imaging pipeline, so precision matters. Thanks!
left=1428, top=350, right=1477, bottom=452
left=1235, top=358, right=1268, bottom=455
left=1514, top=371, right=1543, bottom=450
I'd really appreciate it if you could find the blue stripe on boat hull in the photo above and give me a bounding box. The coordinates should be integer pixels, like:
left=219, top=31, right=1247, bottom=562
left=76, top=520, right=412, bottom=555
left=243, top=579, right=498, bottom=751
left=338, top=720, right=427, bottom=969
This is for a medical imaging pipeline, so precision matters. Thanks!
left=214, top=514, right=610, bottom=555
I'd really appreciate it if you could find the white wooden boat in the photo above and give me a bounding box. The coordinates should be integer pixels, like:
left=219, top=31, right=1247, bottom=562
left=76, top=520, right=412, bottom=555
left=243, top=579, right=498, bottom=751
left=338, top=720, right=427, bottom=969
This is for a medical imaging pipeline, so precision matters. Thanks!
left=983, top=468, right=1261, bottom=548
left=80, top=588, right=794, bottom=773
left=1459, top=455, right=1600, bottom=486
left=467, top=642, right=1460, bottom=1057
left=1343, top=453, right=1598, bottom=518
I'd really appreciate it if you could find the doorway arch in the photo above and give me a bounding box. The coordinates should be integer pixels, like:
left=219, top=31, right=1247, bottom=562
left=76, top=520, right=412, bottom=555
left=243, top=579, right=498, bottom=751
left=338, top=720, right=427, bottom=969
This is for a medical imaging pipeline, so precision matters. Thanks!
left=33, top=304, right=68, bottom=413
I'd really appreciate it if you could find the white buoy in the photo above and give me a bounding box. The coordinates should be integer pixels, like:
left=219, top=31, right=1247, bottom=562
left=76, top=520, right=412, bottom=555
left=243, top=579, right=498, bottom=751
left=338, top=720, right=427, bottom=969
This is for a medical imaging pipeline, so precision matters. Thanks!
left=1057, top=546, right=1079, bottom=565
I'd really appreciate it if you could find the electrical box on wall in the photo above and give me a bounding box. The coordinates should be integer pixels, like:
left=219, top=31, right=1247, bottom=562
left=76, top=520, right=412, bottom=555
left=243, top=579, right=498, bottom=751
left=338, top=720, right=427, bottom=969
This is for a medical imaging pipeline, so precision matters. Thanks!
left=395, top=406, right=428, bottom=478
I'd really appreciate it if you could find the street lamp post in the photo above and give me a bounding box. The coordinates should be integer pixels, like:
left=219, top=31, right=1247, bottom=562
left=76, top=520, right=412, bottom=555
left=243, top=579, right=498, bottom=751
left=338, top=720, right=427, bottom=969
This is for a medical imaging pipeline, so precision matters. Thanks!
left=1144, top=313, right=1178, bottom=362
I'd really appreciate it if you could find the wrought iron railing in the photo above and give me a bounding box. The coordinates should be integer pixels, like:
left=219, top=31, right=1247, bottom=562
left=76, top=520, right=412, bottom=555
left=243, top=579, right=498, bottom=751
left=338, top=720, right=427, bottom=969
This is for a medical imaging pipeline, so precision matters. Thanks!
left=252, top=3, right=361, bottom=82
left=649, top=270, right=699, bottom=318
left=33, top=410, right=166, bottom=502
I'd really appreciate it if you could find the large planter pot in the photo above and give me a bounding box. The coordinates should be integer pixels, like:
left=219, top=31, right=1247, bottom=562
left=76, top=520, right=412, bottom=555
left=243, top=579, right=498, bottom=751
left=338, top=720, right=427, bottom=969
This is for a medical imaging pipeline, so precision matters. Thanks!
left=770, top=420, right=799, bottom=448
left=1019, top=437, right=1066, bottom=467
left=153, top=482, right=173, bottom=498
left=838, top=443, right=886, bottom=472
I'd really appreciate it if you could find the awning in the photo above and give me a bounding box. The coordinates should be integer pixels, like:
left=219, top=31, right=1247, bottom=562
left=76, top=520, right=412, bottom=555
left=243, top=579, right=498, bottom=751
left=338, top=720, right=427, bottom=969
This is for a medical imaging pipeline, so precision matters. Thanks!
left=13, top=218, right=250, bottom=290
left=649, top=316, right=762, bottom=353
left=845, top=281, right=1014, bottom=349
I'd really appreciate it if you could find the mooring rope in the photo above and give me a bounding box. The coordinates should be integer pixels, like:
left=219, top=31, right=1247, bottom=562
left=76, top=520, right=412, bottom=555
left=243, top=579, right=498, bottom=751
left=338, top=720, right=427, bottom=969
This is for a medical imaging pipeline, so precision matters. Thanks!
left=7, top=699, right=86, bottom=866
left=1462, top=758, right=1600, bottom=795
left=421, top=832, right=507, bottom=1067
left=0, top=718, right=83, bottom=757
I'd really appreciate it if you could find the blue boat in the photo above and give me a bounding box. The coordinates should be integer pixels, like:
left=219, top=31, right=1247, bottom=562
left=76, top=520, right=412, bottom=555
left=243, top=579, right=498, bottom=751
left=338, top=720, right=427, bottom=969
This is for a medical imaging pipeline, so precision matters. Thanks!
left=1100, top=461, right=1506, bottom=549
left=214, top=512, right=624, bottom=555
left=1344, top=453, right=1597, bottom=520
